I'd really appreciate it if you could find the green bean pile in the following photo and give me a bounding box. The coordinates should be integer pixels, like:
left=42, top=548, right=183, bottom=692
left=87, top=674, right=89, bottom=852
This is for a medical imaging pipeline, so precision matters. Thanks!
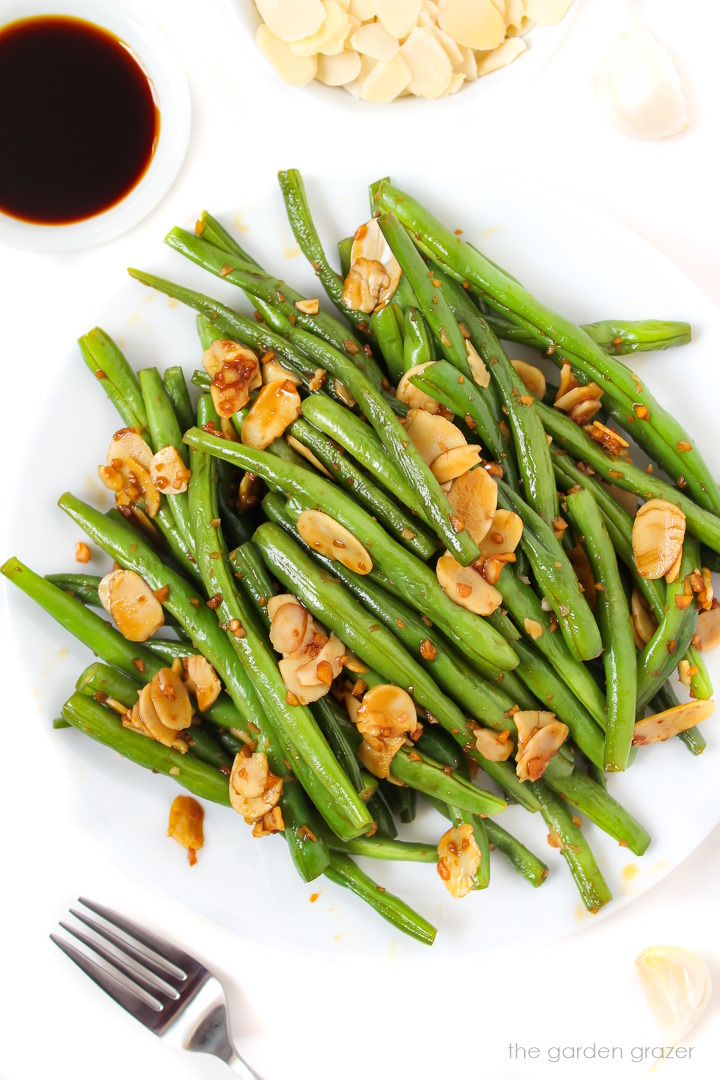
left=4, top=170, right=717, bottom=945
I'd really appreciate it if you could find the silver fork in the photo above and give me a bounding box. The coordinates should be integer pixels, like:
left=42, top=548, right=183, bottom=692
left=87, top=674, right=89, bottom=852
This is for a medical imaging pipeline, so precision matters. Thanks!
left=51, top=898, right=263, bottom=1078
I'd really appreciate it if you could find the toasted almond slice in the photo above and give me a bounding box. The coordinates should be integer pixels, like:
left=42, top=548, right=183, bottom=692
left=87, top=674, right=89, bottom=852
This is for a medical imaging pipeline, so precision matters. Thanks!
left=359, top=53, right=413, bottom=103
left=351, top=21, right=399, bottom=60
left=476, top=36, right=526, bottom=76
left=149, top=667, right=193, bottom=731
left=168, top=795, right=204, bottom=864
left=202, top=338, right=258, bottom=378
left=256, top=24, right=318, bottom=85
left=296, top=632, right=346, bottom=686
left=524, top=618, right=543, bottom=640
left=481, top=509, right=523, bottom=555
left=404, top=408, right=466, bottom=466
left=229, top=750, right=283, bottom=823
left=555, top=362, right=577, bottom=401
left=107, top=428, right=153, bottom=472
left=511, top=359, right=546, bottom=400
left=436, top=551, right=502, bottom=616
left=569, top=399, right=603, bottom=425
left=665, top=548, right=683, bottom=584
left=278, top=655, right=329, bottom=704
left=285, top=435, right=333, bottom=477
left=696, top=606, right=720, bottom=652
left=633, top=699, right=714, bottom=747
left=269, top=599, right=315, bottom=657
left=447, top=467, right=498, bottom=544
left=342, top=257, right=391, bottom=313
left=349, top=0, right=375, bottom=17
left=334, top=378, right=356, bottom=407
left=357, top=683, right=417, bottom=739
left=297, top=508, right=373, bottom=574
left=632, top=499, right=686, bottom=580
left=149, top=446, right=191, bottom=494
left=137, top=682, right=178, bottom=747
left=397, top=363, right=441, bottom=414
left=431, top=444, right=483, bottom=483
left=437, top=0, right=506, bottom=51
left=262, top=355, right=302, bottom=386
left=524, top=0, right=574, bottom=25
left=373, top=0, right=423, bottom=39
left=295, top=298, right=320, bottom=315
left=513, top=709, right=556, bottom=756
left=516, top=719, right=569, bottom=781
left=255, top=0, right=326, bottom=42
left=473, top=726, right=514, bottom=762
left=466, top=340, right=490, bottom=387
left=241, top=379, right=302, bottom=450
left=358, top=732, right=405, bottom=779
left=555, top=382, right=604, bottom=413
left=316, top=47, right=362, bottom=85
left=400, top=27, right=453, bottom=99
left=289, top=1, right=349, bottom=56
left=437, top=824, right=481, bottom=898
left=183, top=655, right=222, bottom=712
left=267, top=593, right=300, bottom=620
left=631, top=588, right=658, bottom=648
left=568, top=544, right=596, bottom=610
left=348, top=219, right=401, bottom=306
left=99, top=568, right=165, bottom=642
left=252, top=806, right=285, bottom=837
left=204, top=340, right=262, bottom=418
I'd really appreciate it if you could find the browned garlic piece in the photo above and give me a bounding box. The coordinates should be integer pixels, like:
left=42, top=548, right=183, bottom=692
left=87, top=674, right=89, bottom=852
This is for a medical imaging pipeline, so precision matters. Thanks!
left=436, top=824, right=481, bottom=898
left=297, top=508, right=373, bottom=574
left=632, top=498, right=686, bottom=580
left=229, top=751, right=283, bottom=824
left=436, top=551, right=502, bottom=616
left=632, top=699, right=714, bottom=747
left=202, top=339, right=261, bottom=419
left=241, top=379, right=302, bottom=450
left=511, top=359, right=546, bottom=400
left=182, top=655, right=222, bottom=712
left=446, top=467, right=498, bottom=544
left=696, top=606, right=720, bottom=652
left=513, top=710, right=568, bottom=782
left=396, top=362, right=442, bottom=414
left=149, top=446, right=191, bottom=493
left=480, top=509, right=523, bottom=556
left=472, top=725, right=514, bottom=762
left=168, top=795, right=204, bottom=866
left=98, top=568, right=165, bottom=642
left=631, top=588, right=658, bottom=649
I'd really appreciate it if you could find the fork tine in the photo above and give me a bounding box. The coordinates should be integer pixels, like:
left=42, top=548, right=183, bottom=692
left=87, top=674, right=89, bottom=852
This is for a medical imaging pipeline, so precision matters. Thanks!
left=50, top=934, right=161, bottom=1029
left=69, top=908, right=184, bottom=987
left=78, top=898, right=197, bottom=975
left=58, top=922, right=178, bottom=1004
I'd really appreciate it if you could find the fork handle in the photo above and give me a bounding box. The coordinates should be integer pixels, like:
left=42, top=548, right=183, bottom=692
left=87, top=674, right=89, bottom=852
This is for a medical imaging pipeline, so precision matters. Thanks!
left=226, top=1049, right=265, bottom=1079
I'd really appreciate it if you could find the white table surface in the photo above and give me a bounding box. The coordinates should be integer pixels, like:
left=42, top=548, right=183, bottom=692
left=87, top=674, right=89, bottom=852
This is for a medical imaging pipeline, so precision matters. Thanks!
left=1, top=1, right=719, bottom=1077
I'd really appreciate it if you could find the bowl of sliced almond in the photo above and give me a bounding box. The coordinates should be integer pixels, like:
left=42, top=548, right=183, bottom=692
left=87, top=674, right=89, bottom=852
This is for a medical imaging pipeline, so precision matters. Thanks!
left=229, top=0, right=576, bottom=107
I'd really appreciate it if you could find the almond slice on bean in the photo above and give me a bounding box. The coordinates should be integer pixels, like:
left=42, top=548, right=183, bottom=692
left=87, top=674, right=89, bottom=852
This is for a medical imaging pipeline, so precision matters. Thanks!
left=356, top=683, right=418, bottom=739
left=136, top=682, right=178, bottom=747
left=447, top=467, right=498, bottom=544
left=229, top=750, right=283, bottom=824
left=183, top=655, right=222, bottom=712
left=150, top=667, right=193, bottom=731
left=431, top=444, right=482, bottom=484
left=404, top=408, right=466, bottom=466
left=516, top=719, right=569, bottom=781
left=296, top=633, right=346, bottom=686
left=278, top=655, right=329, bottom=704
left=256, top=24, right=318, bottom=85
left=696, top=606, right=720, bottom=652
left=464, top=341, right=490, bottom=387
left=400, top=27, right=453, bottom=99
left=149, top=446, right=191, bottom=493
left=480, top=509, right=523, bottom=555
left=437, top=823, right=481, bottom=898
left=347, top=219, right=401, bottom=308
left=98, top=568, right=165, bottom=642
left=262, top=355, right=302, bottom=385
left=241, top=379, right=302, bottom=450
left=630, top=588, right=658, bottom=648
left=511, top=359, right=546, bottom=400
left=297, top=508, right=373, bottom=574
left=633, top=699, right=714, bottom=747
left=473, top=726, right=514, bottom=762
left=285, top=436, right=333, bottom=477
left=358, top=732, right=405, bottom=779
left=436, top=551, right=502, bottom=615
left=632, top=499, right=686, bottom=580
left=269, top=598, right=315, bottom=657
left=554, top=382, right=604, bottom=414
left=107, top=428, right=153, bottom=472
left=437, top=0, right=506, bottom=51
left=397, top=363, right=442, bottom=414
left=513, top=710, right=557, bottom=756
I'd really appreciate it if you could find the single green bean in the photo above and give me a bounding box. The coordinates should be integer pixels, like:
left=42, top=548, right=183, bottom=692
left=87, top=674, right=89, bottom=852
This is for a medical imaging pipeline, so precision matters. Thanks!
left=545, top=769, right=650, bottom=855
left=530, top=782, right=612, bottom=912
left=324, top=852, right=436, bottom=945
left=78, top=327, right=148, bottom=431
left=163, top=365, right=196, bottom=433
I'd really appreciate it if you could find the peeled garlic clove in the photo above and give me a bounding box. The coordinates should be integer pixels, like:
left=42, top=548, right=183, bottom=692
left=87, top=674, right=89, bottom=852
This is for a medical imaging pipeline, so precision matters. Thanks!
left=636, top=946, right=711, bottom=1048
left=601, top=31, right=688, bottom=141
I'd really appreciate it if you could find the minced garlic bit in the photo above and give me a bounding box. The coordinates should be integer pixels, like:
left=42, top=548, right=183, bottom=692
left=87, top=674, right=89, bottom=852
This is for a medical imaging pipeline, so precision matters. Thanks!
left=98, top=568, right=165, bottom=642
left=168, top=795, right=204, bottom=866
left=437, top=824, right=482, bottom=898
left=254, top=0, right=574, bottom=102
left=229, top=750, right=283, bottom=825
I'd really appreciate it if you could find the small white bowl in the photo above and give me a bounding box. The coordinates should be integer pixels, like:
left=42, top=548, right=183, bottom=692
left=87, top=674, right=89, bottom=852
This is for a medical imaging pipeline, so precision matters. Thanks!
left=225, top=0, right=577, bottom=117
left=0, top=0, right=191, bottom=252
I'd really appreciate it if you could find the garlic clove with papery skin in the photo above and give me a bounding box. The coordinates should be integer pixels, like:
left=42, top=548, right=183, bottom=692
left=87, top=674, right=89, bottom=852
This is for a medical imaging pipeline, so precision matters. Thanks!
left=636, top=946, right=711, bottom=1051
left=601, top=31, right=688, bottom=140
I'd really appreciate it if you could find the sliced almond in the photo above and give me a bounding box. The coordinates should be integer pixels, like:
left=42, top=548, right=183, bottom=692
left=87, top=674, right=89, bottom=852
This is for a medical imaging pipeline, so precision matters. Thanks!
left=373, top=0, right=424, bottom=39
left=296, top=632, right=346, bottom=686
left=136, top=682, right=178, bottom=747
left=149, top=446, right=191, bottom=494
left=256, top=23, right=318, bottom=83
left=437, top=0, right=506, bottom=51
left=584, top=421, right=629, bottom=458
left=511, top=359, right=546, bottom=400
left=397, top=363, right=441, bottom=414
left=568, top=544, right=596, bottom=610
left=238, top=470, right=264, bottom=512
left=204, top=339, right=262, bottom=418
left=431, top=444, right=482, bottom=483
left=347, top=219, right=401, bottom=308
left=294, top=298, right=320, bottom=315
left=342, top=257, right=392, bottom=314
left=241, top=379, right=302, bottom=450
left=99, top=456, right=161, bottom=518
left=107, top=428, right=153, bottom=472
left=436, top=551, right=502, bottom=616
left=437, top=824, right=481, bottom=898
left=696, top=606, right=720, bottom=652
left=316, top=48, right=362, bottom=85
left=255, top=0, right=326, bottom=43
left=431, top=22, right=464, bottom=66
left=183, top=655, right=222, bottom=712
left=278, top=655, right=329, bottom=704
left=476, top=36, right=526, bottom=76
left=555, top=362, right=578, bottom=401
left=473, top=725, right=514, bottom=762
left=285, top=435, right=333, bottom=477
left=466, top=340, right=490, bottom=387
left=631, top=588, right=658, bottom=648
left=555, top=382, right=604, bottom=414
left=262, top=354, right=302, bottom=386
left=480, top=509, right=523, bottom=555
left=516, top=719, right=569, bottom=781
left=447, top=467, right=498, bottom=545
left=400, top=26, right=453, bottom=99
left=632, top=499, right=686, bottom=580
left=456, top=44, right=478, bottom=80
left=404, top=408, right=466, bottom=466
left=289, top=2, right=349, bottom=57
left=168, top=795, right=204, bottom=864
left=98, top=568, right=164, bottom=642
left=513, top=710, right=556, bottom=757
left=351, top=21, right=398, bottom=60
left=356, top=683, right=417, bottom=739
left=149, top=666, right=193, bottom=732
left=268, top=595, right=315, bottom=656
left=297, top=508, right=373, bottom=574
left=359, top=53, right=412, bottom=103
left=358, top=732, right=405, bottom=779
left=633, top=700, right=714, bottom=747
left=229, top=750, right=283, bottom=824
left=524, top=0, right=574, bottom=26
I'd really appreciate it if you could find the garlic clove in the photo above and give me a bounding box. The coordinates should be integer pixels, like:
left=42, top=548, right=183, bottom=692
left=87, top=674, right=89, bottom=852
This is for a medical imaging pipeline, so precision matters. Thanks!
left=636, top=946, right=711, bottom=1050
left=601, top=31, right=689, bottom=141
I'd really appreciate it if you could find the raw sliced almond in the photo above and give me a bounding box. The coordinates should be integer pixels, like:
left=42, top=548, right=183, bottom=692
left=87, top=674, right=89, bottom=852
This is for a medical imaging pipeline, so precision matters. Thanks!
left=149, top=666, right=193, bottom=731
left=98, top=568, right=165, bottom=642
left=632, top=499, right=686, bottom=580
left=633, top=699, right=714, bottom=747
left=359, top=53, right=412, bottom=103
left=430, top=444, right=482, bottom=483
left=437, top=823, right=481, bottom=898
left=255, top=0, right=327, bottom=42
left=511, top=359, right=546, bottom=400
left=447, top=467, right=498, bottom=544
left=373, top=0, right=424, bottom=39
left=437, top=0, right=506, bottom=51
left=297, top=508, right=373, bottom=574
left=480, top=508, right=523, bottom=555
left=351, top=21, right=398, bottom=60
left=397, top=363, right=442, bottom=414
left=183, top=655, right=222, bottom=712
left=473, top=725, right=514, bottom=761
left=404, top=408, right=466, bottom=466
left=316, top=47, right=362, bottom=84
left=356, top=683, right=418, bottom=738
left=400, top=26, right=453, bottom=99
left=278, top=655, right=329, bottom=704
left=256, top=24, right=318, bottom=85
left=241, top=379, right=302, bottom=450
left=524, top=0, right=574, bottom=25
left=289, top=2, right=349, bottom=57
left=475, top=35, right=526, bottom=75
left=436, top=551, right=502, bottom=616
left=149, top=446, right=191, bottom=493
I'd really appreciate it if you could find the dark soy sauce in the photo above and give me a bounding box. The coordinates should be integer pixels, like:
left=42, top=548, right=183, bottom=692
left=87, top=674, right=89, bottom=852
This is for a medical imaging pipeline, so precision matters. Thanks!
left=0, top=16, right=160, bottom=225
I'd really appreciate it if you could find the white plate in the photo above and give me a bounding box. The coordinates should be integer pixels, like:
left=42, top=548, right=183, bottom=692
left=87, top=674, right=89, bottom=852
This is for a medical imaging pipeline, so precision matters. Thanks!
left=5, top=169, right=720, bottom=961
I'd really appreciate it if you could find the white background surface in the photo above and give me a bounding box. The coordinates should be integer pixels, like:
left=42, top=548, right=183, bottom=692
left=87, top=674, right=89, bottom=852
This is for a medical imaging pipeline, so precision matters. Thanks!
left=1, top=1, right=720, bottom=1077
